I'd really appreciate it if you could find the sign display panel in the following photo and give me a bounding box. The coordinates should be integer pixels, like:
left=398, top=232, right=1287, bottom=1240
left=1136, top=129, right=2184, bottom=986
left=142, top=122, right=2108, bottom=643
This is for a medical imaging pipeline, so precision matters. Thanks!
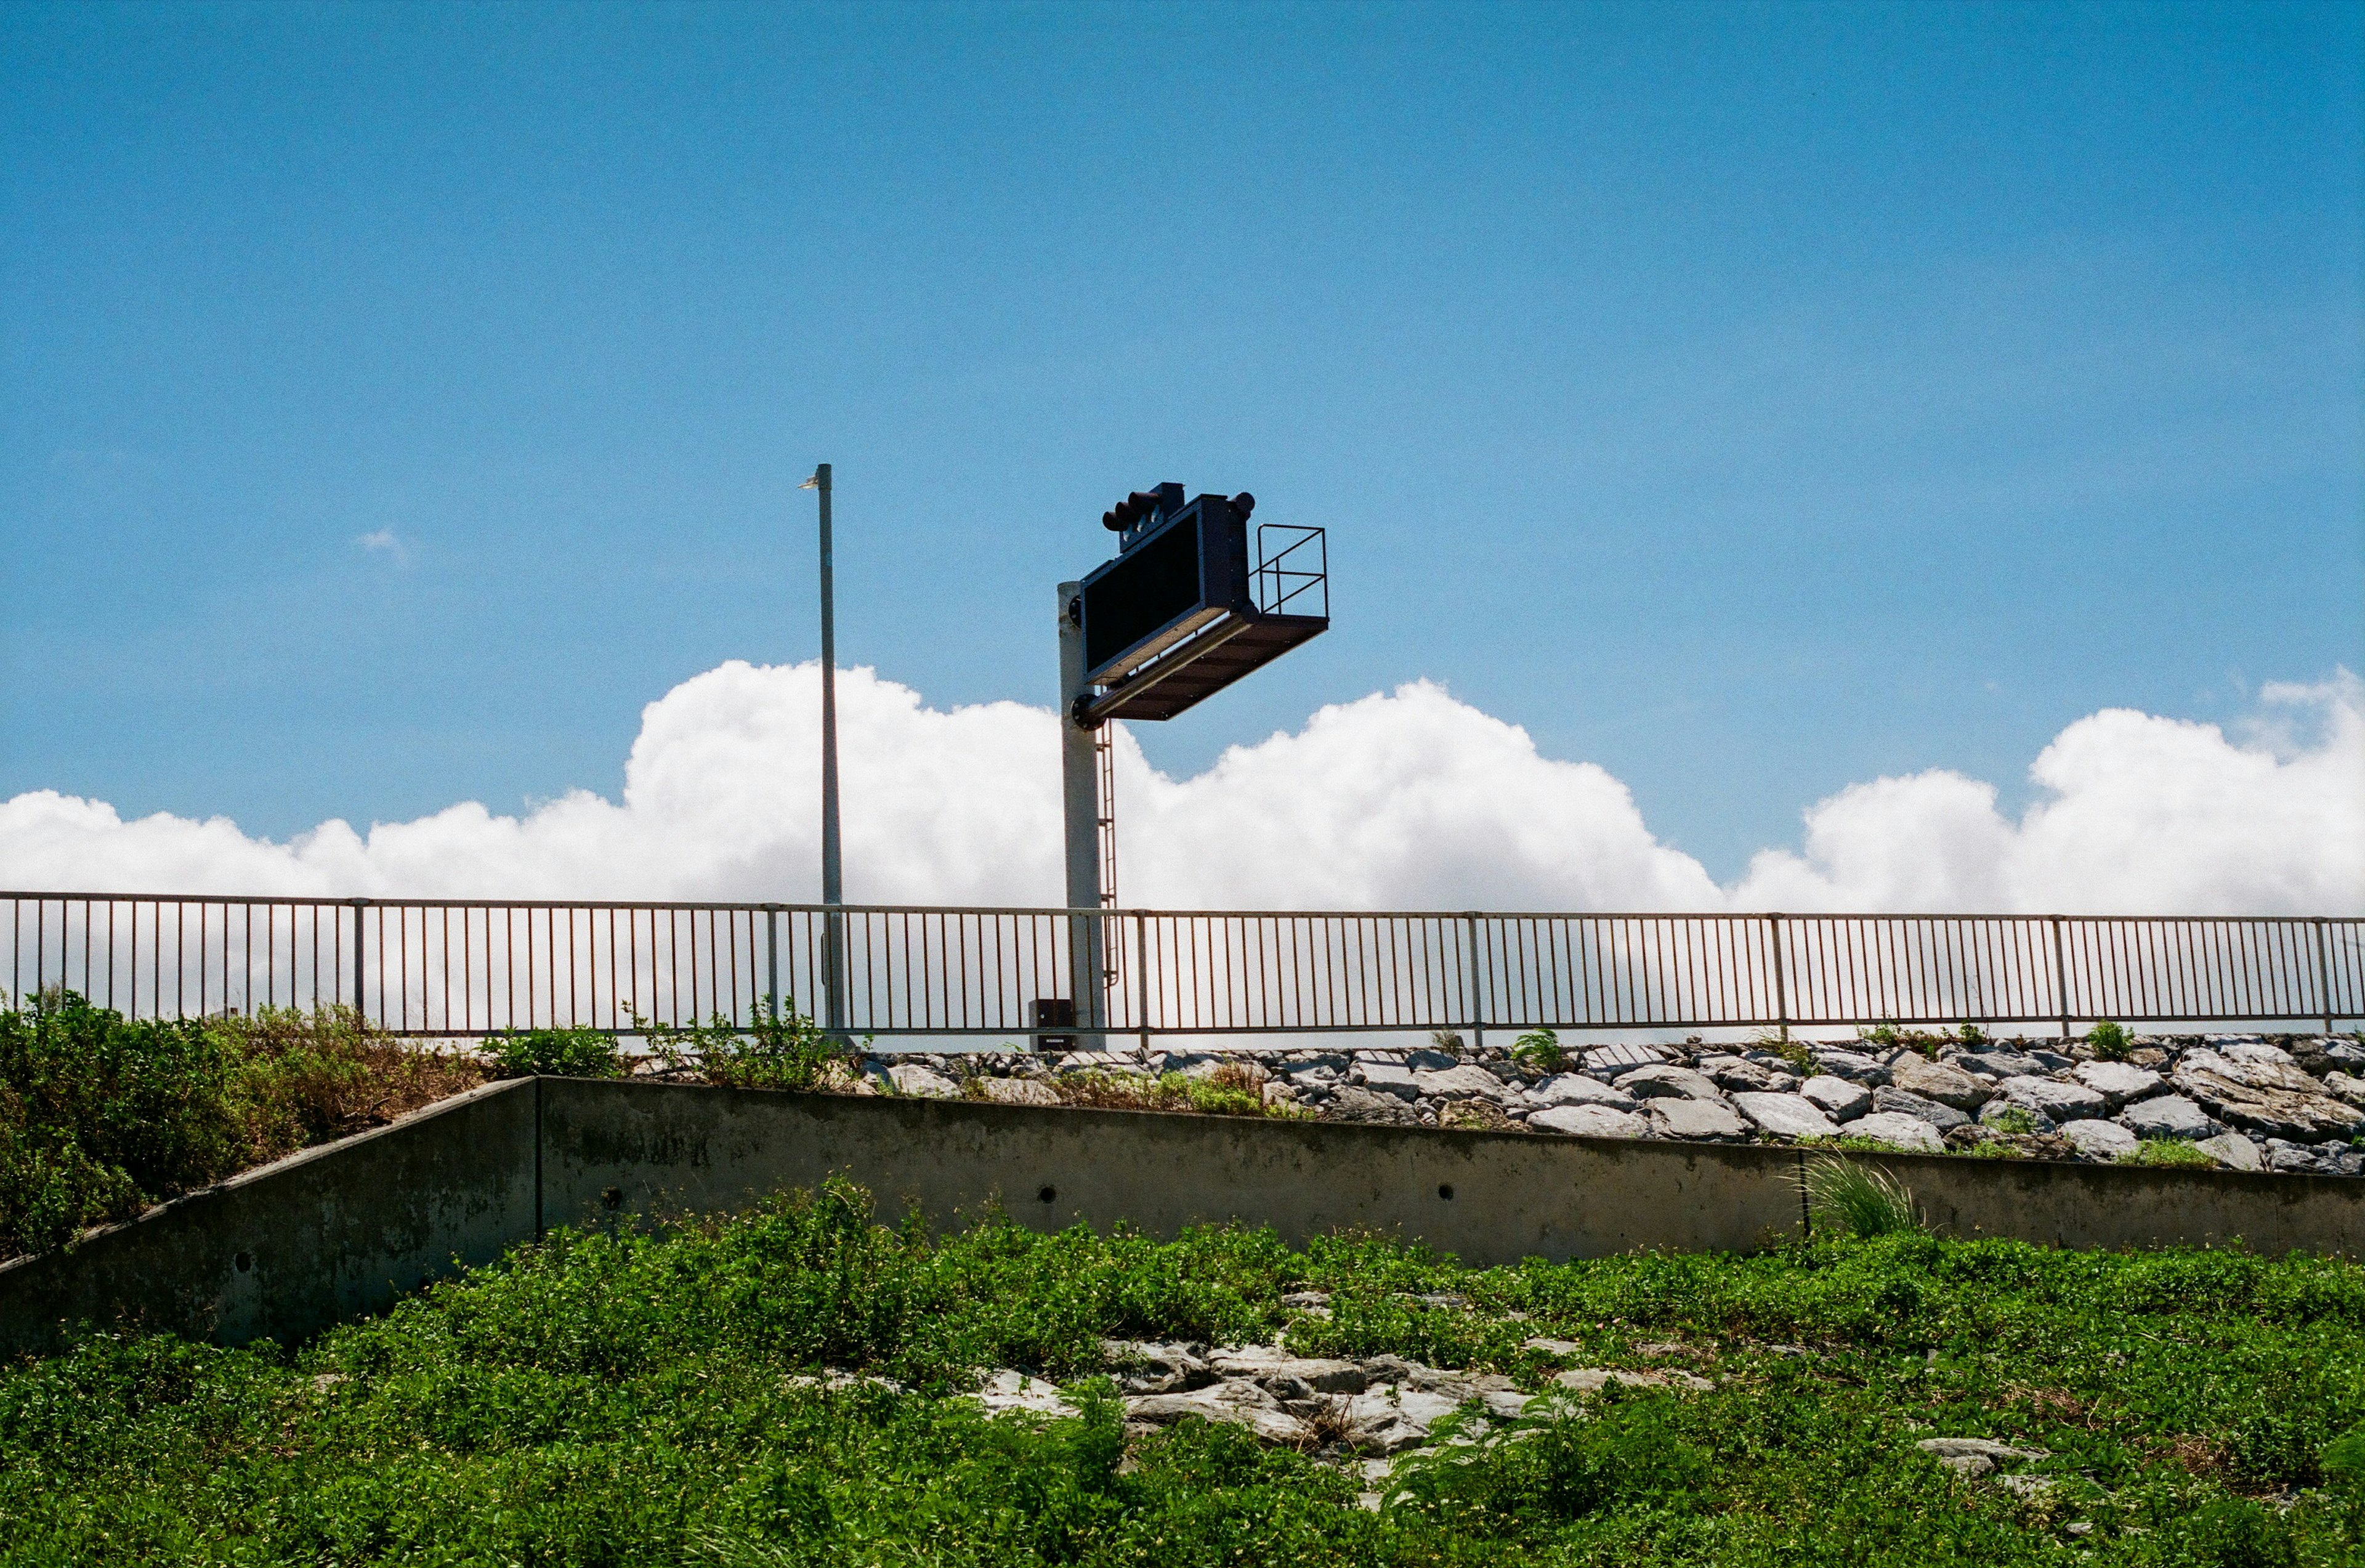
left=1081, top=511, right=1207, bottom=679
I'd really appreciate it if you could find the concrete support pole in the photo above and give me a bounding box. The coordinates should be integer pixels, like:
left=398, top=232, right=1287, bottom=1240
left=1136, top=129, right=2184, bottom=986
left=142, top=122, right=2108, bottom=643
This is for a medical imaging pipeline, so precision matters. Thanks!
left=1057, top=581, right=1107, bottom=1044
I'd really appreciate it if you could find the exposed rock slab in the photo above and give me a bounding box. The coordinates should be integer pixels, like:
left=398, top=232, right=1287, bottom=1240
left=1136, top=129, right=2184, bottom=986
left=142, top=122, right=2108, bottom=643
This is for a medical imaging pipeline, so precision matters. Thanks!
left=1848, top=1112, right=1945, bottom=1152
left=1731, top=1092, right=1843, bottom=1139
left=2119, top=1093, right=2213, bottom=1139
left=1529, top=1104, right=1649, bottom=1139
left=1531, top=1073, right=1639, bottom=1110
left=1619, top=1065, right=1724, bottom=1101
left=1649, top=1097, right=1750, bottom=1141
left=2071, top=1061, right=2166, bottom=1109
left=1799, top=1074, right=1871, bottom=1121
left=1888, top=1056, right=1991, bottom=1111
left=1871, top=1085, right=1970, bottom=1131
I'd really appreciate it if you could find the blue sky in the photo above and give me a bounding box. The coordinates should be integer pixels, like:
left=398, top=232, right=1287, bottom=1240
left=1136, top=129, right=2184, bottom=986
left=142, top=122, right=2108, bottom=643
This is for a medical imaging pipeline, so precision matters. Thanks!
left=3, top=0, right=2359, bottom=883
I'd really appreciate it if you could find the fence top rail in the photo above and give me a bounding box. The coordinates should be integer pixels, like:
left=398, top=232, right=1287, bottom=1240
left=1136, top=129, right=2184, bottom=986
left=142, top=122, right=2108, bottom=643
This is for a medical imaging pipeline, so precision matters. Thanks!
left=1, top=892, right=2356, bottom=927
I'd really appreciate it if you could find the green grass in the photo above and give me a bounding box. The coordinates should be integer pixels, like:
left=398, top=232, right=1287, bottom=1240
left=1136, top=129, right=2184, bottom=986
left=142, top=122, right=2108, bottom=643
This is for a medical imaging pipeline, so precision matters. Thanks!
left=3, top=1181, right=2363, bottom=1564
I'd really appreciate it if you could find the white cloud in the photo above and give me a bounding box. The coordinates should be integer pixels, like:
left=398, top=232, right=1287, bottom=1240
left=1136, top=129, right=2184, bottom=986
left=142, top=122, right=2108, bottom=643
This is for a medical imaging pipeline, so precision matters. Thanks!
left=354, top=528, right=408, bottom=565
left=0, top=663, right=2358, bottom=915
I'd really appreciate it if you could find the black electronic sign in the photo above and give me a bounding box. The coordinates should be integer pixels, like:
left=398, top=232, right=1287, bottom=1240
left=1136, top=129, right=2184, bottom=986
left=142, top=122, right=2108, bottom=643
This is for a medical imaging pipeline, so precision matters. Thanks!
left=1075, top=484, right=1327, bottom=723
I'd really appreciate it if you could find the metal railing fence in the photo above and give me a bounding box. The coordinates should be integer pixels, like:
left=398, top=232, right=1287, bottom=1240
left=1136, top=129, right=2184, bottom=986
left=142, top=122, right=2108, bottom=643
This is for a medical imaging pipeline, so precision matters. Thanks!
left=4, top=893, right=2358, bottom=1044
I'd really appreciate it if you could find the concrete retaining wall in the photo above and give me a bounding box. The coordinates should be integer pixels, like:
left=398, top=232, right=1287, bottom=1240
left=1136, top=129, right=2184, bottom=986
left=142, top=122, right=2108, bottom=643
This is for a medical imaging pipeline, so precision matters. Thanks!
left=0, top=1078, right=538, bottom=1360
left=9, top=1077, right=2365, bottom=1360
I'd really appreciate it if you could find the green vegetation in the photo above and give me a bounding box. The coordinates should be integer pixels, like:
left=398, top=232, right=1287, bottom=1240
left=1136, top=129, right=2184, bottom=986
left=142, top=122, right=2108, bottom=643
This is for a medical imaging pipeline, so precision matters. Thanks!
left=2122, top=1138, right=2221, bottom=1170
left=4, top=1181, right=2363, bottom=1564
left=1798, top=1154, right=1925, bottom=1238
left=1054, top=1062, right=1298, bottom=1118
left=1989, top=1106, right=2042, bottom=1136
left=2090, top=1021, right=2132, bottom=1061
left=482, top=1025, right=624, bottom=1079
left=0, top=992, right=479, bottom=1261
left=1511, top=1027, right=1569, bottom=1074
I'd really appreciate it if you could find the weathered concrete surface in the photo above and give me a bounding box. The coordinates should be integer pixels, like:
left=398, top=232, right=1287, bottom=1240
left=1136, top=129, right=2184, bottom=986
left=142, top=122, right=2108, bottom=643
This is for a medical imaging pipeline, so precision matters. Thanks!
left=0, top=1077, right=537, bottom=1359
left=1864, top=1147, right=2365, bottom=1255
left=539, top=1078, right=1808, bottom=1264
left=12, top=1079, right=2365, bottom=1360
left=543, top=1081, right=2365, bottom=1261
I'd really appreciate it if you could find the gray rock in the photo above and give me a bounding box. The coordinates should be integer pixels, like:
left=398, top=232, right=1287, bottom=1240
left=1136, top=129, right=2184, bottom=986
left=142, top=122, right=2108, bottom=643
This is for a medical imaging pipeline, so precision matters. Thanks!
left=887, top=1063, right=960, bottom=1098
left=973, top=1076, right=1062, bottom=1107
left=2119, top=1093, right=2213, bottom=1140
left=2058, top=1120, right=2138, bottom=1160
left=2173, top=1051, right=2365, bottom=1141
left=1649, top=1097, right=1752, bottom=1141
left=1126, top=1382, right=1309, bottom=1445
left=1963, top=1049, right=2052, bottom=1078
left=1799, top=1074, right=1871, bottom=1121
left=1356, top=1063, right=1422, bottom=1101
left=1698, top=1055, right=1784, bottom=1093
left=1847, top=1112, right=1945, bottom=1152
left=2266, top=1142, right=2324, bottom=1174
left=2326, top=1041, right=2365, bottom=1070
left=1338, top=1384, right=1465, bottom=1453
left=1999, top=1075, right=2109, bottom=1121
left=1207, top=1346, right=1370, bottom=1396
left=2177, top=1045, right=2321, bottom=1097
left=1404, top=1049, right=1461, bottom=1070
left=1619, top=1064, right=1725, bottom=1101
left=1532, top=1073, right=1639, bottom=1110
left=1915, top=1435, right=2047, bottom=1481
left=1327, top=1085, right=1421, bottom=1125
left=1101, top=1340, right=1211, bottom=1393
left=1811, top=1049, right=1891, bottom=1085
left=2071, top=1061, right=2167, bottom=1110
left=2194, top=1132, right=2264, bottom=1172
left=1981, top=1099, right=2054, bottom=1134
left=1871, top=1085, right=1971, bottom=1131
left=1529, top=1103, right=1649, bottom=1139
left=1888, top=1056, right=1991, bottom=1111
left=1731, top=1092, right=1843, bottom=1140
left=2321, top=1072, right=2365, bottom=1107
left=974, top=1370, right=1072, bottom=1416
left=1582, top=1044, right=1668, bottom=1076
left=1413, top=1064, right=1514, bottom=1102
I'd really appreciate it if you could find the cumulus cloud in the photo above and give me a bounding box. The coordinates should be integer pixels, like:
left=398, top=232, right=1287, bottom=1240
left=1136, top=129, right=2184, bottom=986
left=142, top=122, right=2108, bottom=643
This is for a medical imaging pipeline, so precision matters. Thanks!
left=0, top=663, right=2357, bottom=914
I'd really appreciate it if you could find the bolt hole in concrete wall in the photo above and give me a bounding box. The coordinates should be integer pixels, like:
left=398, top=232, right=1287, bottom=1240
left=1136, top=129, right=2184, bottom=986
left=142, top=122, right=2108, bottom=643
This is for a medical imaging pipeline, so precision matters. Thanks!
left=1038, top=1186, right=1057, bottom=1205
left=233, top=1251, right=253, bottom=1274
left=1438, top=1183, right=1455, bottom=1200
left=602, top=1187, right=622, bottom=1211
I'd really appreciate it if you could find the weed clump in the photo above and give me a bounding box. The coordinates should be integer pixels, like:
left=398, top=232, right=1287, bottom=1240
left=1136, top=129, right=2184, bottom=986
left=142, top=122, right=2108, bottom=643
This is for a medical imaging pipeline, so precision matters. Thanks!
left=1798, top=1155, right=1925, bottom=1239
left=1510, top=1027, right=1567, bottom=1074
left=2088, top=1019, right=2132, bottom=1061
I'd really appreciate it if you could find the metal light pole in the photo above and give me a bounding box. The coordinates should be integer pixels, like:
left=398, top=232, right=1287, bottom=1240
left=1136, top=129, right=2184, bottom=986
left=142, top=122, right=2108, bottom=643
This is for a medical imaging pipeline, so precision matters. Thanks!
left=801, top=463, right=847, bottom=1036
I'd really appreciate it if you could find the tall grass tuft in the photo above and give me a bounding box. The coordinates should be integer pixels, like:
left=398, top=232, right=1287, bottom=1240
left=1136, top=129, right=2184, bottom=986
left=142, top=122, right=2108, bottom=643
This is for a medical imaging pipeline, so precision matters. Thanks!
left=1798, top=1155, right=1924, bottom=1238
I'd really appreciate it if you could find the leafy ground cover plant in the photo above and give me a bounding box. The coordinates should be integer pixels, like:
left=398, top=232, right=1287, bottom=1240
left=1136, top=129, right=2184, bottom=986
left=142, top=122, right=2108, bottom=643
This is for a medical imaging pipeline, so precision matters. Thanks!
left=0, top=992, right=479, bottom=1259
left=3, top=1181, right=2361, bottom=1564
